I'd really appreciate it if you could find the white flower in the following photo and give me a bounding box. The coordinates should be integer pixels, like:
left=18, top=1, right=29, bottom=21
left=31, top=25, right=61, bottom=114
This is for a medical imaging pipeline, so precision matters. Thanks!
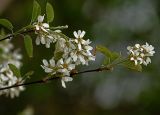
left=0, top=39, right=24, bottom=98
left=34, top=15, right=58, bottom=48
left=70, top=30, right=95, bottom=65
left=0, top=40, right=13, bottom=53
left=41, top=58, right=56, bottom=74
left=0, top=64, right=25, bottom=98
left=41, top=57, right=75, bottom=88
left=127, top=43, right=155, bottom=66
left=142, top=43, right=155, bottom=56
left=35, top=34, right=55, bottom=48
left=56, top=58, right=75, bottom=76
left=73, top=30, right=86, bottom=51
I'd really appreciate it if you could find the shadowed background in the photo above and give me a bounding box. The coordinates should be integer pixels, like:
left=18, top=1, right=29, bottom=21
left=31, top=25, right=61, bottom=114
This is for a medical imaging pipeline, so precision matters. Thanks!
left=0, top=0, right=160, bottom=115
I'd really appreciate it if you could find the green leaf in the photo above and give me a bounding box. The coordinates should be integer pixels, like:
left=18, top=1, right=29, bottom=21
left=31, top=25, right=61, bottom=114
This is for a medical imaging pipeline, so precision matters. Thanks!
left=23, top=71, right=34, bottom=78
left=8, top=64, right=21, bottom=77
left=24, top=35, right=33, bottom=58
left=96, top=45, right=112, bottom=57
left=46, top=2, right=54, bottom=23
left=111, top=52, right=120, bottom=62
left=31, top=0, right=41, bottom=23
left=0, top=19, right=13, bottom=31
left=96, top=45, right=120, bottom=64
left=122, top=60, right=142, bottom=72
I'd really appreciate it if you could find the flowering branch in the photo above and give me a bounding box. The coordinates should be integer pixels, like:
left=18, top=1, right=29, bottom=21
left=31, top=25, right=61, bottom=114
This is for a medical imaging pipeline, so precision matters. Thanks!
left=0, top=66, right=112, bottom=91
left=0, top=1, right=155, bottom=98
left=0, top=27, right=35, bottom=42
left=0, top=25, right=68, bottom=42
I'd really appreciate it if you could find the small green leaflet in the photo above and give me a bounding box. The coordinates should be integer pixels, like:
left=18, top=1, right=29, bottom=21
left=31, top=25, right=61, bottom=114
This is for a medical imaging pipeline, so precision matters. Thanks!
left=31, top=0, right=41, bottom=23
left=122, top=60, right=142, bottom=72
left=8, top=64, right=21, bottom=77
left=24, top=35, right=33, bottom=58
left=23, top=71, right=34, bottom=78
left=46, top=2, right=54, bottom=23
left=96, top=45, right=120, bottom=65
left=96, top=45, right=112, bottom=57
left=0, top=19, right=13, bottom=31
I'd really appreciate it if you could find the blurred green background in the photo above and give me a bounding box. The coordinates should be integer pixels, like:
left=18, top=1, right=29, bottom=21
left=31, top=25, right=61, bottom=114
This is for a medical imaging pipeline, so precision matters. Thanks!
left=0, top=0, right=160, bottom=115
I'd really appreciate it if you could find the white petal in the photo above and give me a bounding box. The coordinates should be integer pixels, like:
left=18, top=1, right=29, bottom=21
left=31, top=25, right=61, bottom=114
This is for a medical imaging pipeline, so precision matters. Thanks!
left=75, top=39, right=78, bottom=43
left=78, top=30, right=81, bottom=36
left=68, top=64, right=75, bottom=70
left=49, top=59, right=55, bottom=67
left=41, top=27, right=48, bottom=33
left=78, top=43, right=82, bottom=50
left=61, top=79, right=66, bottom=88
left=54, top=30, right=61, bottom=33
left=81, top=39, right=86, bottom=45
left=46, top=42, right=50, bottom=48
left=85, top=39, right=91, bottom=45
left=89, top=56, right=96, bottom=61
left=134, top=60, right=138, bottom=65
left=73, top=31, right=78, bottom=38
left=35, top=37, right=40, bottom=45
left=66, top=58, right=71, bottom=64
left=135, top=44, right=140, bottom=48
left=79, top=55, right=86, bottom=65
left=127, top=46, right=132, bottom=50
left=45, top=68, right=53, bottom=73
left=58, top=68, right=68, bottom=73
left=62, top=77, right=73, bottom=82
left=38, top=15, right=44, bottom=22
left=41, top=37, right=46, bottom=44
left=57, top=59, right=64, bottom=65
left=143, top=61, right=147, bottom=66
left=80, top=31, right=85, bottom=38
left=85, top=46, right=93, bottom=51
left=42, top=59, right=49, bottom=66
left=146, top=57, right=151, bottom=64
left=72, top=54, right=77, bottom=62
left=35, top=25, right=40, bottom=30
left=43, top=23, right=49, bottom=28
left=130, top=57, right=134, bottom=61
left=1, top=74, right=8, bottom=81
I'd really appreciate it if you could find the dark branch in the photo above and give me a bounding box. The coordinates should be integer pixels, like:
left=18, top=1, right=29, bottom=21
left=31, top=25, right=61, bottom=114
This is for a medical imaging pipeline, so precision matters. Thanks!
left=0, top=66, right=111, bottom=91
left=0, top=29, right=34, bottom=42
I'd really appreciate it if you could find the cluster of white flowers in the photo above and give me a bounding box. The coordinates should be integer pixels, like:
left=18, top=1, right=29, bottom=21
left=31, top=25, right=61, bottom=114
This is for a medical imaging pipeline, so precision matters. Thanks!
left=41, top=58, right=75, bottom=88
left=0, top=40, right=25, bottom=98
left=127, top=43, right=155, bottom=66
left=34, top=15, right=61, bottom=48
left=41, top=30, right=96, bottom=88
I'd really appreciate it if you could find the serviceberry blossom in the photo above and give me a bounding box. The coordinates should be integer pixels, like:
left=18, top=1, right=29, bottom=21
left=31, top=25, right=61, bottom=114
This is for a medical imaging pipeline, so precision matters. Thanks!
left=127, top=43, right=155, bottom=66
left=0, top=64, right=25, bottom=98
left=41, top=30, right=96, bottom=88
left=70, top=30, right=95, bottom=65
left=41, top=58, right=75, bottom=88
left=34, top=15, right=58, bottom=48
left=0, top=40, right=25, bottom=98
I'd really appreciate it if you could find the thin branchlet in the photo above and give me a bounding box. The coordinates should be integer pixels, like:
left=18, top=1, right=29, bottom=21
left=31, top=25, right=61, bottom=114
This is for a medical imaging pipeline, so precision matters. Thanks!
left=0, top=66, right=112, bottom=91
left=0, top=25, right=68, bottom=42
left=0, top=29, right=35, bottom=42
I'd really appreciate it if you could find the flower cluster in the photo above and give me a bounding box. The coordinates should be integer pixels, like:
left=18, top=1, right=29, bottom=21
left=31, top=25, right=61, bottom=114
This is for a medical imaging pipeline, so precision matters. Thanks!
left=41, top=30, right=96, bottom=88
left=127, top=43, right=155, bottom=66
left=34, top=15, right=61, bottom=48
left=0, top=40, right=25, bottom=98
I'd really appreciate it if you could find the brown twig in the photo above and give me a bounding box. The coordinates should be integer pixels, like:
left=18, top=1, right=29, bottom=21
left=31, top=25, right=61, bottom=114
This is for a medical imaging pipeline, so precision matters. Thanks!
left=0, top=66, right=111, bottom=91
left=0, top=29, right=35, bottom=42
